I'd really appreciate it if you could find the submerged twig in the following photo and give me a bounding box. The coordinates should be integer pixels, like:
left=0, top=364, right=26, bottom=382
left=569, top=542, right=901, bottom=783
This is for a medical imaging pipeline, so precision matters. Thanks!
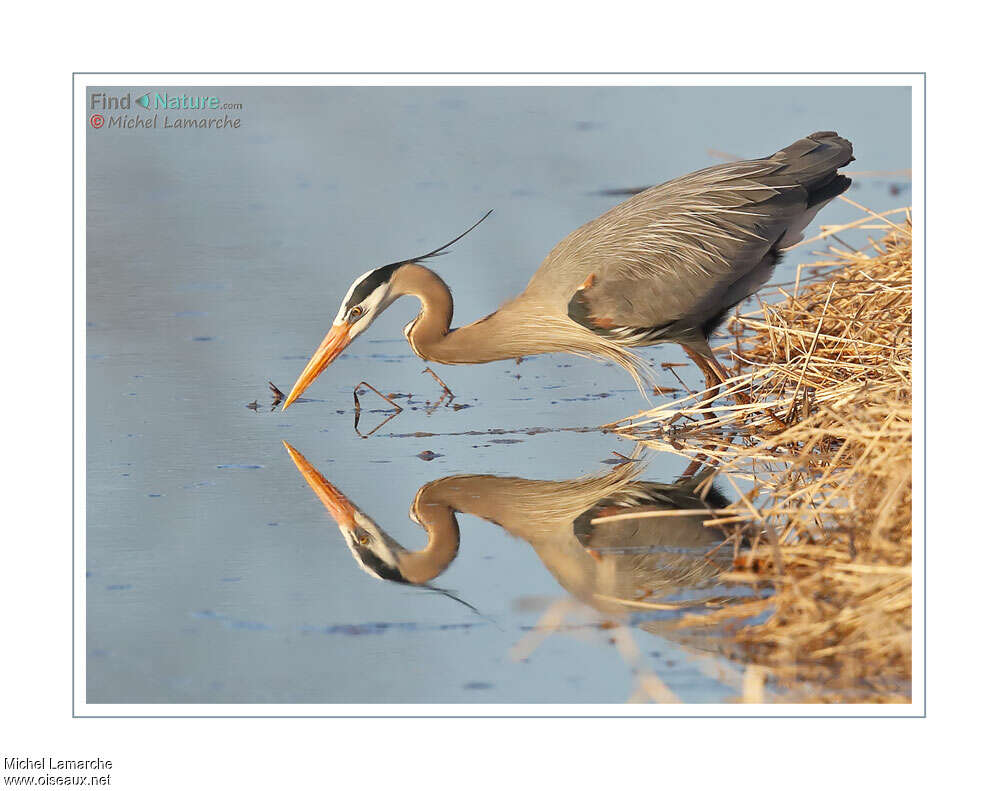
left=352, top=381, right=404, bottom=439
left=268, top=381, right=285, bottom=411
left=421, top=367, right=456, bottom=415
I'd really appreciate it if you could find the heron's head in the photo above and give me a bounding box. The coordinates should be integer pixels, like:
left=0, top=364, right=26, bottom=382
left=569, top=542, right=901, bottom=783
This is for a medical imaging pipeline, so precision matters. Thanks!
left=282, top=262, right=404, bottom=409
left=281, top=211, right=491, bottom=410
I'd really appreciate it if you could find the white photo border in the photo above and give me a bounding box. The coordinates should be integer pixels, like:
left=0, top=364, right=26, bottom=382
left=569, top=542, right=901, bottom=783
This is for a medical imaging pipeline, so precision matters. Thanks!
left=73, top=72, right=925, bottom=717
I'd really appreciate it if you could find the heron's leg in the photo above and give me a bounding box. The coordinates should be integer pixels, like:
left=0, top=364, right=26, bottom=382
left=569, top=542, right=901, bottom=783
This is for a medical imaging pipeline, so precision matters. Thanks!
left=679, top=455, right=707, bottom=480
left=698, top=345, right=753, bottom=406
left=681, top=344, right=723, bottom=405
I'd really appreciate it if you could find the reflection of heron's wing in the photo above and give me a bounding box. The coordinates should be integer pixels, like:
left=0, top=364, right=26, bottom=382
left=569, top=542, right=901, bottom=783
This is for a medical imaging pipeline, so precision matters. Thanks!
left=565, top=476, right=734, bottom=608
left=573, top=474, right=729, bottom=549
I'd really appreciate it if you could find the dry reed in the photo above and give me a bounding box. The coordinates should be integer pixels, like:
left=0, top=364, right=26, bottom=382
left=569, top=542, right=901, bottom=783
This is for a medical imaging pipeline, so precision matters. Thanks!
left=607, top=207, right=913, bottom=702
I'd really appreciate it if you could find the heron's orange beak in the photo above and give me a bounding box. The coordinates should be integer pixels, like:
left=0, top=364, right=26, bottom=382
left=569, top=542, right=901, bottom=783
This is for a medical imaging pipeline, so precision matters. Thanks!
left=282, top=322, right=352, bottom=410
left=283, top=441, right=357, bottom=529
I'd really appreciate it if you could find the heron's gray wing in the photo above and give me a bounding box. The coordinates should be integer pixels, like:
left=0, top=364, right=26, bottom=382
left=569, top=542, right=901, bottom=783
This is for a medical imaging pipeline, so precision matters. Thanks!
left=530, top=131, right=853, bottom=335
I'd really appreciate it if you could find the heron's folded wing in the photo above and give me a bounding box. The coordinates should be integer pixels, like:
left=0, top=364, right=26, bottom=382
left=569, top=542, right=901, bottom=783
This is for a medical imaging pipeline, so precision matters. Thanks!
left=537, top=161, right=806, bottom=330
left=533, top=132, right=853, bottom=332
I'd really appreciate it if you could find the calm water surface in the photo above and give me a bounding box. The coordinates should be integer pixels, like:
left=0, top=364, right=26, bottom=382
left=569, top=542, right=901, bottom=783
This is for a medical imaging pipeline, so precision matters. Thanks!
left=86, top=86, right=911, bottom=703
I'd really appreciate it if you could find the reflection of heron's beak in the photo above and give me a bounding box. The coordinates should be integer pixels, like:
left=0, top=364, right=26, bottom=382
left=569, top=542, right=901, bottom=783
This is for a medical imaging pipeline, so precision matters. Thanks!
left=282, top=323, right=352, bottom=410
left=283, top=441, right=357, bottom=530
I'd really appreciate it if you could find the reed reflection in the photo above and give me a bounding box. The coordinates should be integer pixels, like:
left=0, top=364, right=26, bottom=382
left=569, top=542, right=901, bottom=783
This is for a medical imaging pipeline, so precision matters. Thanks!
left=283, top=442, right=745, bottom=619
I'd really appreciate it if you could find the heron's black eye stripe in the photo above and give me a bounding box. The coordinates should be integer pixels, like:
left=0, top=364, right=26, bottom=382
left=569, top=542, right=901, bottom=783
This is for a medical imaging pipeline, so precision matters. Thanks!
left=345, top=263, right=401, bottom=311
left=353, top=543, right=406, bottom=583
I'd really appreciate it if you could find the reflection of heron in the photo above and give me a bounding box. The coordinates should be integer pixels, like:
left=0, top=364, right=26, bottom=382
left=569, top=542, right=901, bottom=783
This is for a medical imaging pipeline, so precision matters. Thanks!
left=283, top=132, right=853, bottom=408
left=283, top=442, right=732, bottom=615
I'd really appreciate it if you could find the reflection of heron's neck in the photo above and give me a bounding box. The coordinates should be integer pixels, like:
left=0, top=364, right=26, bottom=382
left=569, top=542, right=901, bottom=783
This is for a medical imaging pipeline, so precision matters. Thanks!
left=396, top=490, right=459, bottom=584
left=398, top=469, right=640, bottom=584
left=397, top=476, right=575, bottom=584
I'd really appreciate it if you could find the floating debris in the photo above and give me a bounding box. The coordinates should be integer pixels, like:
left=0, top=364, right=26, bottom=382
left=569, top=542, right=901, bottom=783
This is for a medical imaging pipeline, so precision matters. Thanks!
left=385, top=424, right=605, bottom=440
left=302, top=621, right=483, bottom=637
left=593, top=185, right=653, bottom=197
left=417, top=450, right=443, bottom=461
left=191, top=610, right=271, bottom=631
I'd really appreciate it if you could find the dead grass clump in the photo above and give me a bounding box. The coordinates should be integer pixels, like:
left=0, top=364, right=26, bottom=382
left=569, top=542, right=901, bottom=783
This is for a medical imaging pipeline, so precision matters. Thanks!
left=609, top=209, right=913, bottom=702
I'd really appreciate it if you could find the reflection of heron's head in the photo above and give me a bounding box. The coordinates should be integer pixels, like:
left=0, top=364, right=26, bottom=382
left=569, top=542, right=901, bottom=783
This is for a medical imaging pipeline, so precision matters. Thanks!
left=284, top=442, right=459, bottom=586
left=284, top=441, right=407, bottom=581
left=339, top=511, right=409, bottom=583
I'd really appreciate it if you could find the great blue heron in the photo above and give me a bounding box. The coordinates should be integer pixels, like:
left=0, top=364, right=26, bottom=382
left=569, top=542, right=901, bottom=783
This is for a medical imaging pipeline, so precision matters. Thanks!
left=283, top=441, right=734, bottom=615
left=283, top=131, right=853, bottom=409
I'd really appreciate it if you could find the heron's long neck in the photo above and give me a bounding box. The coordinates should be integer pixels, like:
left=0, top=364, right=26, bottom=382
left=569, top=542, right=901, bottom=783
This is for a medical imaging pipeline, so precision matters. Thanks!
left=389, top=264, right=649, bottom=388
left=391, top=264, right=535, bottom=364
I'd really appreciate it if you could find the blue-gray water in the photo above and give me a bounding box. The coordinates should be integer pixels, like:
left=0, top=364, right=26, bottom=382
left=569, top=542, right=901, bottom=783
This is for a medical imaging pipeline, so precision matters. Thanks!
left=86, top=85, right=911, bottom=703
